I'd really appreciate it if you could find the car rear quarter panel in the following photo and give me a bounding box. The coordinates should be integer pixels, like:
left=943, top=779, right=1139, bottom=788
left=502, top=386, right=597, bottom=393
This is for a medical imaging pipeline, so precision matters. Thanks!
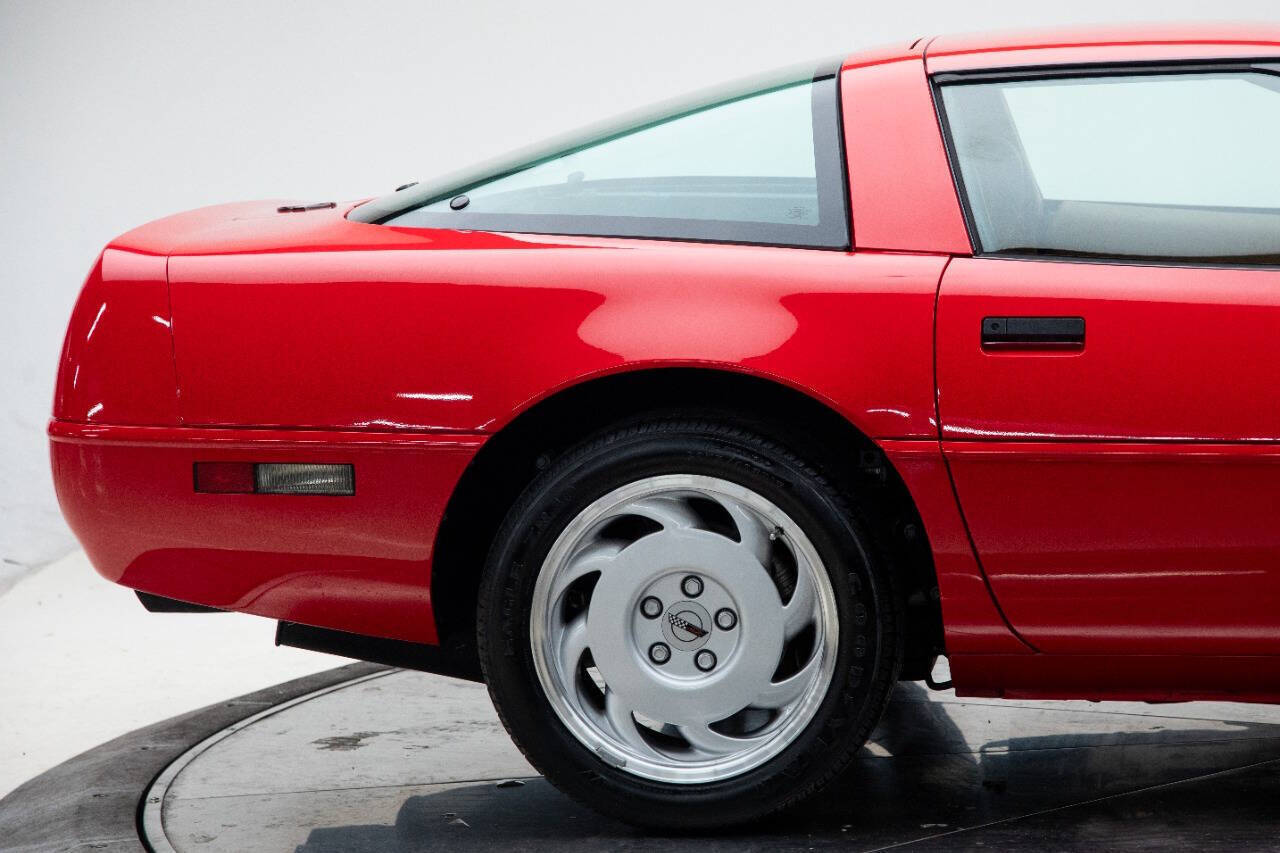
left=49, top=422, right=479, bottom=643
left=53, top=247, right=177, bottom=426
left=167, top=232, right=946, bottom=442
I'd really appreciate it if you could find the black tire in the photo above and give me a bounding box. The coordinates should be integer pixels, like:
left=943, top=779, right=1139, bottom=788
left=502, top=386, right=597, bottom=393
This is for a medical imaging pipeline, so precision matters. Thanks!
left=476, top=418, right=901, bottom=830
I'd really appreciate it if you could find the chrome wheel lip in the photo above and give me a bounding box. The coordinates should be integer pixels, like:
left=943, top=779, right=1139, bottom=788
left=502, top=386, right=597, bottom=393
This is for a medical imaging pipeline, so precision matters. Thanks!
left=530, top=473, right=840, bottom=784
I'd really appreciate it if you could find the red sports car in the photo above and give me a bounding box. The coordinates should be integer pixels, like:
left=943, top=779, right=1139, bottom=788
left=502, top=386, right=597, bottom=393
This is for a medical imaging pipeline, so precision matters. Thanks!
left=51, top=24, right=1280, bottom=828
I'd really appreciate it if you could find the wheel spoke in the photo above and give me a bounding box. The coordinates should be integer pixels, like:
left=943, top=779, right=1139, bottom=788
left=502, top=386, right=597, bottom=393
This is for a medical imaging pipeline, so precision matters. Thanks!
left=751, top=653, right=820, bottom=710
left=548, top=540, right=622, bottom=605
left=723, top=500, right=773, bottom=567
left=678, top=722, right=769, bottom=758
left=559, top=614, right=589, bottom=675
left=782, top=564, right=815, bottom=639
left=605, top=690, right=666, bottom=760
left=625, top=496, right=701, bottom=530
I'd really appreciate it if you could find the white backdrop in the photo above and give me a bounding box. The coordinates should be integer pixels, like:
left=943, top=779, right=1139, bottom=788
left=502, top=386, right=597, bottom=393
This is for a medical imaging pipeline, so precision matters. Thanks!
left=2, top=0, right=1275, bottom=590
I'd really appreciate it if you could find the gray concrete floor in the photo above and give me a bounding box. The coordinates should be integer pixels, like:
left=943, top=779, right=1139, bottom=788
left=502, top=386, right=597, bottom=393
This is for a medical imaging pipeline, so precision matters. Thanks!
left=146, top=670, right=1280, bottom=852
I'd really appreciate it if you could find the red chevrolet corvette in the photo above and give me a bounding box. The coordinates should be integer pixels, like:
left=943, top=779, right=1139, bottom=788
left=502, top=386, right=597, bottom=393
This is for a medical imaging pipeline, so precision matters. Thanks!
left=50, top=24, right=1280, bottom=827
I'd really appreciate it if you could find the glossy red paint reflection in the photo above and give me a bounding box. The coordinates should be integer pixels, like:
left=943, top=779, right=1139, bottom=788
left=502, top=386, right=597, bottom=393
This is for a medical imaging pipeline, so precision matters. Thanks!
left=165, top=222, right=946, bottom=440
left=54, top=248, right=177, bottom=425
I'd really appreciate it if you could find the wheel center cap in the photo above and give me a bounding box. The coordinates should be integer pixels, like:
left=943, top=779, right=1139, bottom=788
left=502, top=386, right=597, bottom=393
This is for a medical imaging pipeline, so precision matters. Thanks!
left=662, top=601, right=712, bottom=650
left=585, top=526, right=790, bottom=724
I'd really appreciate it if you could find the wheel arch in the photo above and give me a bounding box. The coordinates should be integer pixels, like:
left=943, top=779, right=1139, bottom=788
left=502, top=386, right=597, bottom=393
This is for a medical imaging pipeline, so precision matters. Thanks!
left=430, top=366, right=945, bottom=678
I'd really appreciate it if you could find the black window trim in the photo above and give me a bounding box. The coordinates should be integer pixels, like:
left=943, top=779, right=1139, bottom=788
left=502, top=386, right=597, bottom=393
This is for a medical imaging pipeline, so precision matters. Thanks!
left=361, top=60, right=853, bottom=252
left=930, top=58, right=1280, bottom=271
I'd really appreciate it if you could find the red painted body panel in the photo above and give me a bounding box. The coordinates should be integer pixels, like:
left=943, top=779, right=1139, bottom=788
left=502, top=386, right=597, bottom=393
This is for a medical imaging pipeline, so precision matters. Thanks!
left=49, top=420, right=481, bottom=643
left=48, top=24, right=1280, bottom=701
left=841, top=59, right=969, bottom=254
left=945, top=442, right=1280, bottom=656
left=937, top=258, right=1280, bottom=442
left=879, top=441, right=1031, bottom=656
left=167, top=226, right=946, bottom=440
left=54, top=248, right=178, bottom=426
left=925, top=23, right=1280, bottom=72
left=840, top=38, right=924, bottom=71
left=937, top=258, right=1280, bottom=655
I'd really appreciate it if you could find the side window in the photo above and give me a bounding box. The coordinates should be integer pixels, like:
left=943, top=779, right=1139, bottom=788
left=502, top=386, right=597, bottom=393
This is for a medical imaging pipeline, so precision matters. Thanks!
left=367, top=71, right=849, bottom=249
left=939, top=70, right=1280, bottom=264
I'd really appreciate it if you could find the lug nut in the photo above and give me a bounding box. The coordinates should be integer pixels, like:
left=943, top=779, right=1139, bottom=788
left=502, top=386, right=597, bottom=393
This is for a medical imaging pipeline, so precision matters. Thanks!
left=648, top=642, right=671, bottom=665
left=640, top=596, right=663, bottom=619
left=694, top=650, right=717, bottom=672
left=681, top=575, right=704, bottom=598
left=714, top=608, right=737, bottom=630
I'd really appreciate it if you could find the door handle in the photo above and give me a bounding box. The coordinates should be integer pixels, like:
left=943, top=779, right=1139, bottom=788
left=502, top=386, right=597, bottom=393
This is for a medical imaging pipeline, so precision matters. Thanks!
left=982, top=316, right=1085, bottom=349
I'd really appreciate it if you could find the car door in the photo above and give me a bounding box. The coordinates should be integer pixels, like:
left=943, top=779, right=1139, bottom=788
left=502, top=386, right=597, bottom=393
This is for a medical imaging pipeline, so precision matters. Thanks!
left=933, top=64, right=1280, bottom=656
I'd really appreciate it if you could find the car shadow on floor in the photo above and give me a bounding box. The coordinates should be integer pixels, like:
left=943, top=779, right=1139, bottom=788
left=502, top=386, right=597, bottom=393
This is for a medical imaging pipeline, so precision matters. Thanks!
left=292, top=682, right=1280, bottom=852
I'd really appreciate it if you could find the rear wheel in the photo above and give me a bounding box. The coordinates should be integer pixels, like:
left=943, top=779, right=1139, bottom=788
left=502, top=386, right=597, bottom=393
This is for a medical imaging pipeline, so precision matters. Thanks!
left=477, top=419, right=900, bottom=829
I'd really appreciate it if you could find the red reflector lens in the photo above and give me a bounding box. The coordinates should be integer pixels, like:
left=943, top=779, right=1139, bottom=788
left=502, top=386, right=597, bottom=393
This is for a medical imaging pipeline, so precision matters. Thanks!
left=194, top=462, right=256, bottom=493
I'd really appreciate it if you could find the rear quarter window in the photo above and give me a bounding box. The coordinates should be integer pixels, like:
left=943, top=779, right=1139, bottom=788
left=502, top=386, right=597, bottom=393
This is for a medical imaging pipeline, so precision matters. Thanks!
left=354, top=65, right=849, bottom=249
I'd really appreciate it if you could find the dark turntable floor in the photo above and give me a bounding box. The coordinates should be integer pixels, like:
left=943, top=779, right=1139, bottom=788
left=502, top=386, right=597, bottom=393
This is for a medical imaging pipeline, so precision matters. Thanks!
left=130, top=668, right=1280, bottom=852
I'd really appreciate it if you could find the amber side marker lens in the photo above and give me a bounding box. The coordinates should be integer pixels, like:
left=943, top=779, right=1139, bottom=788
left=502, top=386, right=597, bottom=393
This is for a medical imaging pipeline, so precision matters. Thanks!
left=194, top=463, right=354, bottom=495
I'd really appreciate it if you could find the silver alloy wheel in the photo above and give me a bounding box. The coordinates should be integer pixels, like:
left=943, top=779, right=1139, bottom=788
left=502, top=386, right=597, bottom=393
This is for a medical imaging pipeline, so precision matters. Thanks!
left=530, top=474, right=840, bottom=784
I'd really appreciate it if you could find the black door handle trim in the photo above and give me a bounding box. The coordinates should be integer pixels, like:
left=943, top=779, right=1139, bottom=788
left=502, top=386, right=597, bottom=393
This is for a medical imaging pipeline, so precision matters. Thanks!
left=982, top=316, right=1085, bottom=348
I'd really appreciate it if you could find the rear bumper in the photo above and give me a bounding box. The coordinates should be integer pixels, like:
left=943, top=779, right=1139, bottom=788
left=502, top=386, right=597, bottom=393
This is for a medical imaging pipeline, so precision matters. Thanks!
left=49, top=420, right=484, bottom=644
